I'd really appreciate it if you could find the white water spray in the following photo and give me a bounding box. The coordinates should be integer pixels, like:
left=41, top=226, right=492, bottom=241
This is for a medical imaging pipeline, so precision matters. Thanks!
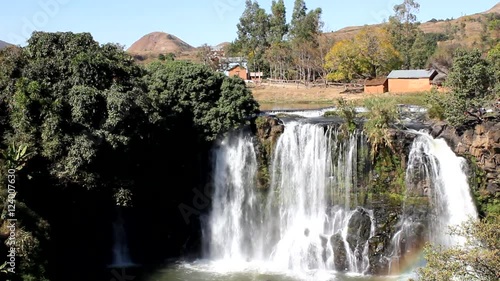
left=389, top=131, right=478, bottom=273
left=207, top=131, right=260, bottom=261
left=206, top=122, right=374, bottom=274
left=406, top=132, right=477, bottom=246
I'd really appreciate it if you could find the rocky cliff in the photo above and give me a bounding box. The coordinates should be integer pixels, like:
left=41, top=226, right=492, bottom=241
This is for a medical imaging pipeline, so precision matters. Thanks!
left=431, top=115, right=500, bottom=216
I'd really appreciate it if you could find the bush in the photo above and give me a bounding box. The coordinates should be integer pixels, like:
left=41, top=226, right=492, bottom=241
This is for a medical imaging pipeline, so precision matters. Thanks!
left=417, top=214, right=500, bottom=281
left=362, top=98, right=399, bottom=158
left=425, top=89, right=446, bottom=120
left=336, top=98, right=357, bottom=133
left=444, top=49, right=494, bottom=125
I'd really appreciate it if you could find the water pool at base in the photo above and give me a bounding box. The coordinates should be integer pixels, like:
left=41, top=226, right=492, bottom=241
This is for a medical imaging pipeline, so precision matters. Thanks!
left=145, top=261, right=418, bottom=281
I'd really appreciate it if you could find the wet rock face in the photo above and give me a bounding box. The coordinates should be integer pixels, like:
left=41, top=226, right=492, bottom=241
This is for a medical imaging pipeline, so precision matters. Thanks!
left=367, top=197, right=403, bottom=275
left=253, top=116, right=284, bottom=189
left=346, top=208, right=372, bottom=256
left=431, top=118, right=500, bottom=210
left=331, top=233, right=348, bottom=271
left=254, top=116, right=285, bottom=143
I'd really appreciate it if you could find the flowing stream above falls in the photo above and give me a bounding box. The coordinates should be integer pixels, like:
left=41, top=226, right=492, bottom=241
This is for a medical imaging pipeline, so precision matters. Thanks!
left=197, top=121, right=478, bottom=280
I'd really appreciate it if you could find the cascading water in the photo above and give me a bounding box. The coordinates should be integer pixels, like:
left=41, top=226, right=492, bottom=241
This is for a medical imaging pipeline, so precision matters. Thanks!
left=389, top=131, right=478, bottom=273
left=110, top=209, right=134, bottom=267
left=207, top=130, right=260, bottom=261
left=206, top=122, right=374, bottom=275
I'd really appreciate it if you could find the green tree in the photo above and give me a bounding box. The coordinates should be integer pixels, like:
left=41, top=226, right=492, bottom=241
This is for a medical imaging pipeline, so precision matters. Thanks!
left=417, top=215, right=500, bottom=281
left=268, top=0, right=288, bottom=44
left=387, top=0, right=420, bottom=69
left=144, top=60, right=259, bottom=141
left=488, top=42, right=500, bottom=96
left=290, top=0, right=307, bottom=39
left=325, top=27, right=401, bottom=81
left=410, top=31, right=438, bottom=68
left=235, top=0, right=270, bottom=74
left=0, top=32, right=261, bottom=280
left=266, top=0, right=290, bottom=80
left=6, top=32, right=145, bottom=187
left=289, top=0, right=323, bottom=83
left=443, top=48, right=494, bottom=125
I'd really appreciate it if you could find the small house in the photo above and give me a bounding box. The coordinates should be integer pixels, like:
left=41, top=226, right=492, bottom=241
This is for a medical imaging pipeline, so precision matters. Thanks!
left=364, top=77, right=388, bottom=94
left=387, top=69, right=438, bottom=93
left=227, top=64, right=249, bottom=80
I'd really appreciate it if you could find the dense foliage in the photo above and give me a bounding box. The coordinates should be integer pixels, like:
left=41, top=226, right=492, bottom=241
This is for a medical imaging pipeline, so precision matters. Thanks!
left=426, top=48, right=497, bottom=125
left=227, top=0, right=498, bottom=83
left=325, top=27, right=401, bottom=81
left=230, top=0, right=324, bottom=82
left=0, top=31, right=259, bottom=281
left=417, top=214, right=500, bottom=281
left=362, top=98, right=400, bottom=158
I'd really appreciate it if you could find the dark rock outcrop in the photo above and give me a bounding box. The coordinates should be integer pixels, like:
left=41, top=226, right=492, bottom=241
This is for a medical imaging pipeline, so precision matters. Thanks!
left=430, top=115, right=500, bottom=215
left=347, top=207, right=372, bottom=258
left=252, top=116, right=284, bottom=189
left=331, top=233, right=348, bottom=271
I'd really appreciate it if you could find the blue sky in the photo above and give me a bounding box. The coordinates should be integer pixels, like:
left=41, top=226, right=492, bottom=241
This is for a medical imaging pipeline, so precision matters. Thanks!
left=1, top=0, right=498, bottom=49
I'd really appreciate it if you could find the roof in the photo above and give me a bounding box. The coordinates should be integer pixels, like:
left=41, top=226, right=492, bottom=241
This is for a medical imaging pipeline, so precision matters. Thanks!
left=387, top=69, right=438, bottom=79
left=364, top=77, right=387, bottom=86
left=227, top=64, right=247, bottom=71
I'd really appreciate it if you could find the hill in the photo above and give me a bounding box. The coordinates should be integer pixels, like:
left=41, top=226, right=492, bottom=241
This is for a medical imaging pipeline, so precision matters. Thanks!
left=0, top=40, right=12, bottom=49
left=127, top=32, right=194, bottom=55
left=326, top=3, right=500, bottom=47
left=127, top=4, right=499, bottom=64
left=484, top=2, right=500, bottom=14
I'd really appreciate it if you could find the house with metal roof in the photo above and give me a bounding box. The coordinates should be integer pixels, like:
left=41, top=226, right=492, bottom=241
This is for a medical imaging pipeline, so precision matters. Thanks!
left=387, top=69, right=438, bottom=93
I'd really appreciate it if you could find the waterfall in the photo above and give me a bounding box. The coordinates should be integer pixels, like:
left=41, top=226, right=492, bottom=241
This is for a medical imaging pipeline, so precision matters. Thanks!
left=389, top=131, right=478, bottom=272
left=206, top=122, right=374, bottom=274
left=110, top=209, right=134, bottom=267
left=207, top=130, right=260, bottom=260
left=408, top=132, right=477, bottom=245
left=266, top=123, right=332, bottom=271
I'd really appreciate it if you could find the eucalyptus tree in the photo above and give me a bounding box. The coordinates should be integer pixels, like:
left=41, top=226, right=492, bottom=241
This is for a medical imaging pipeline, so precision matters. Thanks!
left=235, top=0, right=270, bottom=74
left=387, top=0, right=421, bottom=69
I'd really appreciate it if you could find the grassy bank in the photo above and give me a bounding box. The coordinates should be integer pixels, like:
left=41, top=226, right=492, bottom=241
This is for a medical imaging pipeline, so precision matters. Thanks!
left=252, top=83, right=431, bottom=108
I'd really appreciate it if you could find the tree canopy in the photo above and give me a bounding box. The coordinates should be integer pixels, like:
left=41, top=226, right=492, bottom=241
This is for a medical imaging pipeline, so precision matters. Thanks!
left=325, top=27, right=401, bottom=81
left=0, top=31, right=259, bottom=281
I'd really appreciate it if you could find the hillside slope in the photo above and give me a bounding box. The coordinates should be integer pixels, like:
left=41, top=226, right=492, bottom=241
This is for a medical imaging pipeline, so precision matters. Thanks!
left=327, top=3, right=500, bottom=46
left=0, top=40, right=11, bottom=49
left=127, top=32, right=194, bottom=55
